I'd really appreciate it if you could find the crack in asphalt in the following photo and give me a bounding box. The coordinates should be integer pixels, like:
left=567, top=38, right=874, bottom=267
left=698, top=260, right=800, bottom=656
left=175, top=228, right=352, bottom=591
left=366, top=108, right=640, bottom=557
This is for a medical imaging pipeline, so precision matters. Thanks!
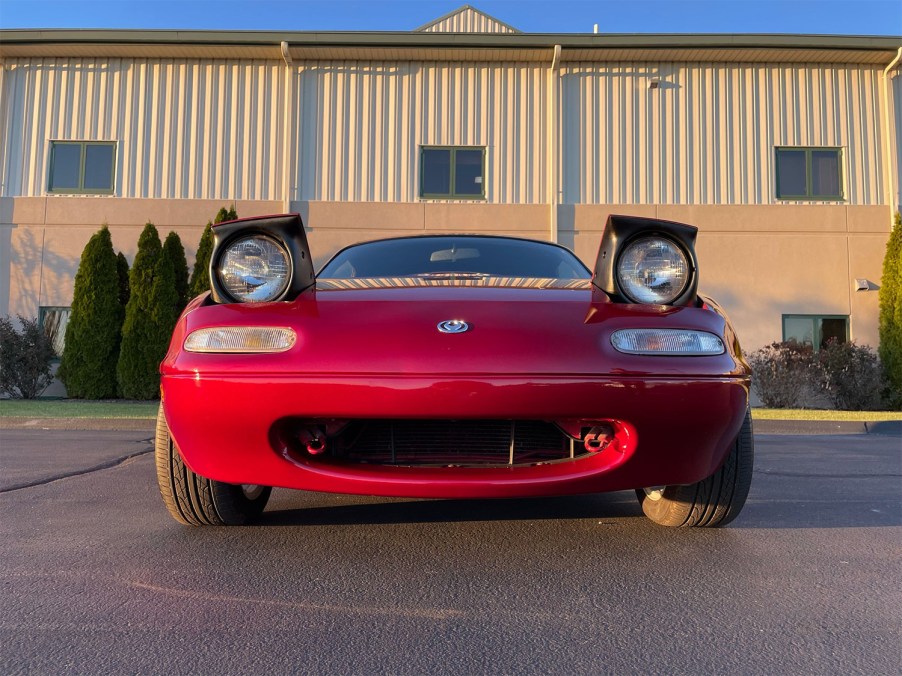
left=0, top=442, right=153, bottom=494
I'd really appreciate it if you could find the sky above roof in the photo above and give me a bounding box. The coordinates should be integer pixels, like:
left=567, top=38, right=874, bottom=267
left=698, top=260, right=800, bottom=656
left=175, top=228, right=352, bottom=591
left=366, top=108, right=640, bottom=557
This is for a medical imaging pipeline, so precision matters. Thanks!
left=0, top=0, right=900, bottom=36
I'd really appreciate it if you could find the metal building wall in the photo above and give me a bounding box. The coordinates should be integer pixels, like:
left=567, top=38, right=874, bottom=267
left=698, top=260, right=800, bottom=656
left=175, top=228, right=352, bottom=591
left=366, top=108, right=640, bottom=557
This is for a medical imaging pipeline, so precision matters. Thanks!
left=294, top=61, right=548, bottom=204
left=0, top=56, right=891, bottom=208
left=0, top=57, right=286, bottom=200
left=560, top=62, right=886, bottom=205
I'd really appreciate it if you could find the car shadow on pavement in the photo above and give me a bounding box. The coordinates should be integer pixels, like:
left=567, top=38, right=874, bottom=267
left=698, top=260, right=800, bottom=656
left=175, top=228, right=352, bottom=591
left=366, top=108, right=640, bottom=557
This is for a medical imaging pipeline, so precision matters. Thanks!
left=258, top=487, right=901, bottom=529
left=258, top=491, right=644, bottom=527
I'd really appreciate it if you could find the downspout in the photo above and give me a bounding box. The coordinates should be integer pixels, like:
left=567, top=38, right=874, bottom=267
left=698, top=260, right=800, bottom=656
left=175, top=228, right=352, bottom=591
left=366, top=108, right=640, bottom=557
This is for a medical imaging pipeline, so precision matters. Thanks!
left=881, top=47, right=902, bottom=223
left=548, top=45, right=561, bottom=243
left=281, top=41, right=294, bottom=214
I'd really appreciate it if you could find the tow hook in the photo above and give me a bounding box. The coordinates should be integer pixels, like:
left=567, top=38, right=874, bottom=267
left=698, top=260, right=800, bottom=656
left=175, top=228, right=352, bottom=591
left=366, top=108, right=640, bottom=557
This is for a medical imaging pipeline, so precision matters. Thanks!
left=299, top=428, right=327, bottom=455
left=583, top=425, right=615, bottom=453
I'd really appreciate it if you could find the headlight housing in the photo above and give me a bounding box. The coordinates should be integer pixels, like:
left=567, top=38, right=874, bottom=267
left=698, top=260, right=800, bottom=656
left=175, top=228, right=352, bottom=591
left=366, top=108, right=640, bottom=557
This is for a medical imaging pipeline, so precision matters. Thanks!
left=616, top=237, right=690, bottom=305
left=215, top=235, right=291, bottom=303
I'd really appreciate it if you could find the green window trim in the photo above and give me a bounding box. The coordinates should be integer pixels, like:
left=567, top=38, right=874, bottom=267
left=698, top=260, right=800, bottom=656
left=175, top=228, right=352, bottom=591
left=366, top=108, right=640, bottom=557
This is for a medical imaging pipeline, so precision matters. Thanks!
left=782, top=314, right=849, bottom=352
left=774, top=146, right=844, bottom=201
left=419, top=146, right=486, bottom=200
left=48, top=141, right=117, bottom=195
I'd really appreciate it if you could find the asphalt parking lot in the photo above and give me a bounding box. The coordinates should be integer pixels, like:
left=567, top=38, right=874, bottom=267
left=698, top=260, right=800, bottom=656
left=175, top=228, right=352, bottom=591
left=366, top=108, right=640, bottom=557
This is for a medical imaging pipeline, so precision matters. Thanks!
left=1, top=428, right=899, bottom=675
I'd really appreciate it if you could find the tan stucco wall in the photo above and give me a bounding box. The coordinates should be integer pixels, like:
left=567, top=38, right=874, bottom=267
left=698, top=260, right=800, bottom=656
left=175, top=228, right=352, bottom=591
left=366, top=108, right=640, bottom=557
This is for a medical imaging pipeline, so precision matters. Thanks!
left=558, top=204, right=889, bottom=351
left=0, top=196, right=283, bottom=318
left=1, top=197, right=891, bottom=356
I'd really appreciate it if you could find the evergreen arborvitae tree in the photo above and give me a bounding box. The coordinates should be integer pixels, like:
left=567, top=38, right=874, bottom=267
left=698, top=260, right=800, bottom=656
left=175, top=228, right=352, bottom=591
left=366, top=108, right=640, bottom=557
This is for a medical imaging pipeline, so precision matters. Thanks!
left=188, top=223, right=214, bottom=298
left=59, top=226, right=123, bottom=398
left=217, top=205, right=238, bottom=223
left=163, top=231, right=189, bottom=311
left=117, top=251, right=130, bottom=307
left=878, top=211, right=902, bottom=404
left=188, top=205, right=238, bottom=298
left=117, top=223, right=179, bottom=400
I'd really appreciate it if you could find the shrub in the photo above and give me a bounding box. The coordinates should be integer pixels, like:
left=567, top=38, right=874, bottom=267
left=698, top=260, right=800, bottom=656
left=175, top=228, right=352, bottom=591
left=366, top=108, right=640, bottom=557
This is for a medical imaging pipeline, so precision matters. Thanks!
left=0, top=315, right=56, bottom=399
left=216, top=205, right=238, bottom=224
left=117, top=251, right=130, bottom=307
left=117, top=223, right=179, bottom=399
left=188, top=205, right=237, bottom=299
left=163, top=231, right=189, bottom=312
left=878, top=211, right=902, bottom=406
left=188, top=223, right=213, bottom=299
left=59, top=226, right=123, bottom=399
left=747, top=341, right=816, bottom=408
left=816, top=341, right=886, bottom=411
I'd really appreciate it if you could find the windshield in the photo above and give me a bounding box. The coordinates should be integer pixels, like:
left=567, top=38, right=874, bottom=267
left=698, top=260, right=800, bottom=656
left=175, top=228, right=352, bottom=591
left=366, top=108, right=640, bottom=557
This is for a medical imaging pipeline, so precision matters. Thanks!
left=319, top=236, right=591, bottom=280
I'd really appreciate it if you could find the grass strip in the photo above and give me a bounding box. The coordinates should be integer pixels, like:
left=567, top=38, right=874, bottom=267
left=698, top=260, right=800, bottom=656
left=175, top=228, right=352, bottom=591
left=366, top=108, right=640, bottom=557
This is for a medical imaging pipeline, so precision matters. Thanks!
left=752, top=409, right=902, bottom=422
left=0, top=399, right=158, bottom=419
left=1, top=399, right=899, bottom=423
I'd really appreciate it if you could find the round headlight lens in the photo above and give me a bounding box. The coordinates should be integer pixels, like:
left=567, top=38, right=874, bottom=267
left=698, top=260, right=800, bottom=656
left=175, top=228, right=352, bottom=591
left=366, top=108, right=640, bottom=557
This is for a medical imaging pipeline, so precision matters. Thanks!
left=217, top=235, right=291, bottom=302
left=616, top=237, right=690, bottom=304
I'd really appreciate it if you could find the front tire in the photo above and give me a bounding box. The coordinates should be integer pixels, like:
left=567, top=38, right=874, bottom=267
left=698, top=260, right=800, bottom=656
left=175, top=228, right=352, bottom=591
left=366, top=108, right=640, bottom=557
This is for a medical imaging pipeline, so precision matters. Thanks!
left=637, top=408, right=754, bottom=528
left=154, top=405, right=271, bottom=526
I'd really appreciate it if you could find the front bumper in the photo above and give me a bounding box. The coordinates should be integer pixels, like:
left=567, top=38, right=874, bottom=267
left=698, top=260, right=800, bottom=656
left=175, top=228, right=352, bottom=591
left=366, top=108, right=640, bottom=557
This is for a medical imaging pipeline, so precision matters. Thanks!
left=162, top=372, right=749, bottom=499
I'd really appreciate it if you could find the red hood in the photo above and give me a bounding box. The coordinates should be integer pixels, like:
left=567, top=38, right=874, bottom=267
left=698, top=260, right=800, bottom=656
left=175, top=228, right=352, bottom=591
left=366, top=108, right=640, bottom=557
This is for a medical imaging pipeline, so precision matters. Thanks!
left=166, top=285, right=744, bottom=378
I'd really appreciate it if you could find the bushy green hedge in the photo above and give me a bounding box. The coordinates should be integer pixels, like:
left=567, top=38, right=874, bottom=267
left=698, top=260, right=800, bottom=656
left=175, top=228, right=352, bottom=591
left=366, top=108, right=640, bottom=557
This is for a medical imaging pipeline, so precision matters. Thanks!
left=59, top=226, right=123, bottom=398
left=117, top=251, right=130, bottom=307
left=188, top=223, right=214, bottom=299
left=117, top=223, right=179, bottom=399
left=878, top=212, right=902, bottom=407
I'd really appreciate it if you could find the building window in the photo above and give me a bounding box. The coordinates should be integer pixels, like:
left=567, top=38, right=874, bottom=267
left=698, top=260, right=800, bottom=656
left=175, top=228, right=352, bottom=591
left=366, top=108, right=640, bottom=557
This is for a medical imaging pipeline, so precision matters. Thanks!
left=420, top=147, right=485, bottom=199
left=48, top=141, right=116, bottom=194
left=782, top=314, right=848, bottom=350
left=39, top=306, right=71, bottom=359
left=775, top=147, right=843, bottom=200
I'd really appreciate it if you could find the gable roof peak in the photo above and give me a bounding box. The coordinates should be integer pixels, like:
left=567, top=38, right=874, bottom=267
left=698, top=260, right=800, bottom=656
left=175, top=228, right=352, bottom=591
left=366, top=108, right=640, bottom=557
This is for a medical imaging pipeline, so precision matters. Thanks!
left=415, top=4, right=521, bottom=34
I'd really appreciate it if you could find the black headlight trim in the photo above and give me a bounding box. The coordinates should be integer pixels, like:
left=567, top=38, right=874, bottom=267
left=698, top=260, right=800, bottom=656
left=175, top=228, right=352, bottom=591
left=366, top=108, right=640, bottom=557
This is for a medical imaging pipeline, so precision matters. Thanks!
left=593, top=214, right=700, bottom=307
left=209, top=213, right=315, bottom=304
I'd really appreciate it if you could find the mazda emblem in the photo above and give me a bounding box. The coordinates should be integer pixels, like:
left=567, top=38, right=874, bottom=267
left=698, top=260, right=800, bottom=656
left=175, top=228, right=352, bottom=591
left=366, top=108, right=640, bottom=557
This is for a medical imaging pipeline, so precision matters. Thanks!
left=437, top=319, right=469, bottom=334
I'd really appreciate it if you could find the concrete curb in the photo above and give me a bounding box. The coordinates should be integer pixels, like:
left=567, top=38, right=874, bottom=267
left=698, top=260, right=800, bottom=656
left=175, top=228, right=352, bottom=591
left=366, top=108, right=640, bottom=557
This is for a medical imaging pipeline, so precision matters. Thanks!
left=752, top=419, right=901, bottom=436
left=0, top=417, right=155, bottom=431
left=2, top=417, right=900, bottom=436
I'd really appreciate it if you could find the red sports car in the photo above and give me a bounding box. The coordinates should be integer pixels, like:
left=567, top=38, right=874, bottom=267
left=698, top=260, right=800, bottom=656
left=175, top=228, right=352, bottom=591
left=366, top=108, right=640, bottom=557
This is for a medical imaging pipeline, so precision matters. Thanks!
left=156, top=213, right=753, bottom=528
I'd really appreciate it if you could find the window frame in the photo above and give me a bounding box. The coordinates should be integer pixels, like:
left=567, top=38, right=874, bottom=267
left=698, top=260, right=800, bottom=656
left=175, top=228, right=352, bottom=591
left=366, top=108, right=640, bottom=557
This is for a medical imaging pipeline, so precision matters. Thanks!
left=774, top=146, right=844, bottom=201
left=781, top=314, right=849, bottom=351
left=419, top=145, right=486, bottom=201
left=47, top=141, right=117, bottom=195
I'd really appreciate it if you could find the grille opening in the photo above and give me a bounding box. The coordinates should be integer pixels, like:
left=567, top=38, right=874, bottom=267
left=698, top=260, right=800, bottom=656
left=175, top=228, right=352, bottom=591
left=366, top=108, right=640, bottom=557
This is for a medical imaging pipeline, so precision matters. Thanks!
left=274, top=419, right=590, bottom=467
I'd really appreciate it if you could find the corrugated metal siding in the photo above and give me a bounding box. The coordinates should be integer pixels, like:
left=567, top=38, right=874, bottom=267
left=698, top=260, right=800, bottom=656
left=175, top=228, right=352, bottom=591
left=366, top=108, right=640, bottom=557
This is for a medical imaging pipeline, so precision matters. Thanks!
left=295, top=62, right=547, bottom=204
left=0, top=57, right=285, bottom=199
left=0, top=56, right=891, bottom=208
left=419, top=9, right=518, bottom=34
left=560, top=62, right=886, bottom=205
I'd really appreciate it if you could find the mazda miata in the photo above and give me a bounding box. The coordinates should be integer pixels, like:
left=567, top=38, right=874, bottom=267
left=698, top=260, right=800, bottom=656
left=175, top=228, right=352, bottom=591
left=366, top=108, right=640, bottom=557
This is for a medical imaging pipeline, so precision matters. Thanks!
left=156, top=213, right=753, bottom=527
